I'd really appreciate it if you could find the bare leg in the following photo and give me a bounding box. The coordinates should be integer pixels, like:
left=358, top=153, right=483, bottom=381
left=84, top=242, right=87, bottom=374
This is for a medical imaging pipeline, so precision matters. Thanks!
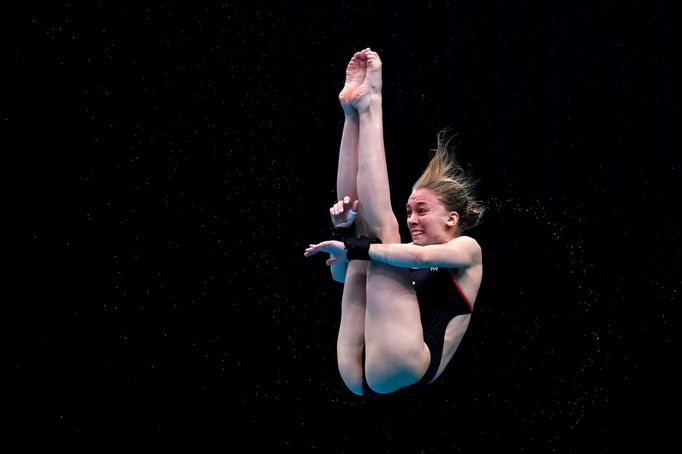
left=351, top=49, right=397, bottom=242
left=336, top=260, right=367, bottom=395
left=336, top=51, right=364, bottom=215
left=353, top=49, right=430, bottom=394
left=335, top=51, right=368, bottom=395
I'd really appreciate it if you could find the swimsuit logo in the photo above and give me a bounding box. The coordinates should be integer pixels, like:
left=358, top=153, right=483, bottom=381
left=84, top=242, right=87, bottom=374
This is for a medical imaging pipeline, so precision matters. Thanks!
left=431, top=267, right=439, bottom=272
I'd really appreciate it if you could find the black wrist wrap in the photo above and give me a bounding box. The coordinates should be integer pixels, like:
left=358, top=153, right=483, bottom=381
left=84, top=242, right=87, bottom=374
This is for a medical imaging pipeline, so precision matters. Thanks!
left=331, top=223, right=356, bottom=241
left=344, top=236, right=382, bottom=261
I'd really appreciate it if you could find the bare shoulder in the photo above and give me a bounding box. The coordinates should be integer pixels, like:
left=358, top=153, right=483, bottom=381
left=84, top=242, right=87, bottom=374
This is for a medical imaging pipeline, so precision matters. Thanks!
left=449, top=236, right=482, bottom=262
left=450, top=235, right=481, bottom=251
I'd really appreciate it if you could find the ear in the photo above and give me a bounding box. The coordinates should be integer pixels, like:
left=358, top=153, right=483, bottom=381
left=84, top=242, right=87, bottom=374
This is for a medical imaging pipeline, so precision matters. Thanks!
left=446, top=211, right=459, bottom=227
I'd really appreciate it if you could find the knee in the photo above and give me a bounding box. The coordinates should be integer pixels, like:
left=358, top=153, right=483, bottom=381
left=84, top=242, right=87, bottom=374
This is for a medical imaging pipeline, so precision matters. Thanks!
left=366, top=218, right=401, bottom=244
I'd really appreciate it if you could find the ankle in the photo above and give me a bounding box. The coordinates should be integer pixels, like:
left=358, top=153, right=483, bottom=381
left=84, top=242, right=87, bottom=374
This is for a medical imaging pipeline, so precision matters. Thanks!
left=357, top=97, right=383, bottom=116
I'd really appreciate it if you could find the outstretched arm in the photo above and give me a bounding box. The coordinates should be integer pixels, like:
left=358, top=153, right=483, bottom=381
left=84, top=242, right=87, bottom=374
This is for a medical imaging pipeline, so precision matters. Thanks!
left=366, top=236, right=482, bottom=269
left=306, top=236, right=481, bottom=270
left=311, top=238, right=347, bottom=283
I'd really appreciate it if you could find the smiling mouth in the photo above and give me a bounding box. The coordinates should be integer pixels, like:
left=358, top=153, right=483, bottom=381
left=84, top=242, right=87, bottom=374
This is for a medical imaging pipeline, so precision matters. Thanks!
left=411, top=230, right=424, bottom=237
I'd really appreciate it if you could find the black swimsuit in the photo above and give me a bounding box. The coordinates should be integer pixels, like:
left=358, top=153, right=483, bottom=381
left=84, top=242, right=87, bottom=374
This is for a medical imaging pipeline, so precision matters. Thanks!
left=362, top=267, right=472, bottom=398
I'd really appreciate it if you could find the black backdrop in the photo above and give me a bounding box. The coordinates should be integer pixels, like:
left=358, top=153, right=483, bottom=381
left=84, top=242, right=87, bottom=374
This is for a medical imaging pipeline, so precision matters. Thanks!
left=9, top=1, right=680, bottom=452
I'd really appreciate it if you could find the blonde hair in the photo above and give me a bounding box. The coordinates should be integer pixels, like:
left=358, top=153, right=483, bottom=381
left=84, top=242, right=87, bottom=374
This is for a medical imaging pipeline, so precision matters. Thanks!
left=411, top=129, right=486, bottom=232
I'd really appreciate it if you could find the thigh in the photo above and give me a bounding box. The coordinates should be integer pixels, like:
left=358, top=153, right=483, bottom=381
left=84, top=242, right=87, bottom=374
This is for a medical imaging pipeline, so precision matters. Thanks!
left=338, top=260, right=368, bottom=343
left=364, top=262, right=430, bottom=388
left=336, top=260, right=368, bottom=395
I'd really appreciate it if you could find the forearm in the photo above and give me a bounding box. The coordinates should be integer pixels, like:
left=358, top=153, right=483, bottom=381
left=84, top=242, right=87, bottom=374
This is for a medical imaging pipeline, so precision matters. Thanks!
left=330, top=259, right=348, bottom=283
left=364, top=239, right=476, bottom=269
left=367, top=243, right=427, bottom=268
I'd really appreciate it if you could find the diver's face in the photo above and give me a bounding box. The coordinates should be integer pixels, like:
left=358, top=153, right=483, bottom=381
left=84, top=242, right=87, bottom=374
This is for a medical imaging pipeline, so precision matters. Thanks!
left=406, top=188, right=456, bottom=245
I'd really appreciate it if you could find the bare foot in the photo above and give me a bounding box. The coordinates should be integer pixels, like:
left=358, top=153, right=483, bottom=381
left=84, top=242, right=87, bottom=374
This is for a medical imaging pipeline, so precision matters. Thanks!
left=350, top=48, right=382, bottom=113
left=338, top=51, right=366, bottom=115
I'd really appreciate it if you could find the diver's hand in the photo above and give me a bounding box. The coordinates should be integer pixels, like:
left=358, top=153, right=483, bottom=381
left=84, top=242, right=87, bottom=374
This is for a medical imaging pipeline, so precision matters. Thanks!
left=330, top=196, right=359, bottom=228
left=304, top=240, right=346, bottom=258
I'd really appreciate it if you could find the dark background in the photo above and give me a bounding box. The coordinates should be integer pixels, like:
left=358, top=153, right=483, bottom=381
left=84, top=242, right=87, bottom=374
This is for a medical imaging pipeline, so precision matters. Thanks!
left=8, top=1, right=680, bottom=452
